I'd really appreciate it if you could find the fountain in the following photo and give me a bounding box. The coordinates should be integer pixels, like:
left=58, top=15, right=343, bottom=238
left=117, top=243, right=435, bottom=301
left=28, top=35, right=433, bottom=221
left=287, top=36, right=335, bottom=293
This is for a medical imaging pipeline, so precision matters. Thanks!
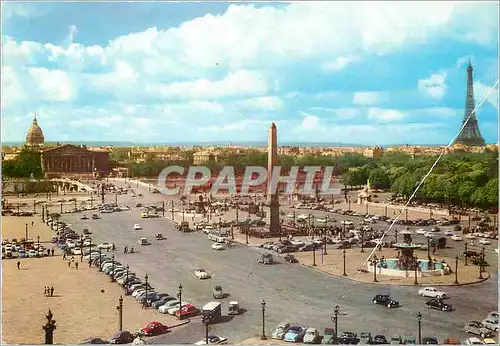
left=368, top=231, right=449, bottom=278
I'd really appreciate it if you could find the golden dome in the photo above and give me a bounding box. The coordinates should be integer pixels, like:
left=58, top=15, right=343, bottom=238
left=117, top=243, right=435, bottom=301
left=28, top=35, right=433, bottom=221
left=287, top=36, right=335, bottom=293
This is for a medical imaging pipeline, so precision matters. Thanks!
left=26, top=114, right=45, bottom=146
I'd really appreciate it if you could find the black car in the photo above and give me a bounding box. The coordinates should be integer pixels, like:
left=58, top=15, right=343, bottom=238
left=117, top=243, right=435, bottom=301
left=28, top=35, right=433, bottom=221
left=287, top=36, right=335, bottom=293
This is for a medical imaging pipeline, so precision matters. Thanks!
left=373, top=335, right=388, bottom=344
left=426, top=298, right=452, bottom=311
left=108, top=331, right=134, bottom=344
left=372, top=294, right=399, bottom=308
left=339, top=332, right=357, bottom=344
left=422, top=337, right=439, bottom=344
left=284, top=254, right=298, bottom=263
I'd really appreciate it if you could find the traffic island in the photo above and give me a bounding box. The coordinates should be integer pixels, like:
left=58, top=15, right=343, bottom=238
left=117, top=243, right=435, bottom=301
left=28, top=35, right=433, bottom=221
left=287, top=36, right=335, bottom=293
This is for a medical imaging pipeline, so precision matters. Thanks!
left=292, top=248, right=491, bottom=286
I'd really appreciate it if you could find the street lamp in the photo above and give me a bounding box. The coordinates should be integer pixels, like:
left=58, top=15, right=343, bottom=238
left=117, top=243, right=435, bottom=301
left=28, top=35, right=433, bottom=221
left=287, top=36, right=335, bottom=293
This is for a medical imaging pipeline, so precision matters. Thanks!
left=330, top=305, right=340, bottom=340
left=177, top=284, right=183, bottom=319
left=323, top=229, right=328, bottom=255
left=88, top=239, right=93, bottom=267
left=25, top=223, right=29, bottom=241
left=201, top=313, right=212, bottom=344
left=372, top=255, right=378, bottom=282
left=116, top=296, right=123, bottom=331
left=417, top=311, right=422, bottom=344
left=80, top=236, right=84, bottom=262
left=98, top=246, right=102, bottom=271
left=37, top=235, right=40, bottom=256
left=111, top=253, right=116, bottom=282
left=464, top=242, right=468, bottom=266
left=43, top=309, right=57, bottom=345
left=395, top=229, right=398, bottom=243
left=478, top=247, right=484, bottom=280
left=260, top=300, right=267, bottom=340
left=414, top=256, right=419, bottom=285
left=312, top=233, right=317, bottom=266
left=124, top=265, right=130, bottom=292
left=342, top=247, right=347, bottom=276
left=360, top=230, right=365, bottom=253
left=144, top=274, right=149, bottom=307
left=426, top=237, right=431, bottom=261
left=454, top=255, right=459, bottom=285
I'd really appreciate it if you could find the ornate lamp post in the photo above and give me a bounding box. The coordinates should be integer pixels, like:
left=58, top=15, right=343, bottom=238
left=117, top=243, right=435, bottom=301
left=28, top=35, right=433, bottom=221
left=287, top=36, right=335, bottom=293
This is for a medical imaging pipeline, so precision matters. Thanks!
left=464, top=242, right=468, bottom=266
left=25, top=223, right=29, bottom=241
left=323, top=229, right=328, bottom=255
left=177, top=284, right=183, bottom=319
left=80, top=236, right=84, bottom=262
left=414, top=256, right=419, bottom=285
left=116, top=296, right=123, bottom=331
left=111, top=253, right=116, bottom=282
left=426, top=237, right=431, bottom=261
left=231, top=224, right=234, bottom=240
left=394, top=229, right=398, bottom=243
left=144, top=274, right=149, bottom=307
left=342, top=247, right=347, bottom=276
left=478, top=247, right=484, bottom=280
left=98, top=247, right=102, bottom=271
left=330, top=305, right=340, bottom=340
left=260, top=300, right=267, bottom=340
left=360, top=230, right=365, bottom=253
left=124, top=265, right=130, bottom=293
left=43, top=309, right=57, bottom=344
left=372, top=255, right=378, bottom=282
left=235, top=202, right=239, bottom=224
left=37, top=235, right=41, bottom=256
left=417, top=312, right=422, bottom=345
left=201, top=313, right=212, bottom=344
left=312, top=233, right=317, bottom=266
left=88, top=239, right=93, bottom=267
left=454, top=255, right=459, bottom=284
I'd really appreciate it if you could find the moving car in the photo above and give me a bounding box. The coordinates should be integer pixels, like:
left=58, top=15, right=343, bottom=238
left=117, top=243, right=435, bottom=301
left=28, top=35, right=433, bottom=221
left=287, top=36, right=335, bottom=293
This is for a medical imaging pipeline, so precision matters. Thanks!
left=212, top=285, right=224, bottom=299
left=284, top=254, right=298, bottom=263
left=272, top=322, right=291, bottom=340
left=451, top=235, right=463, bottom=241
left=426, top=298, right=452, bottom=311
left=91, top=214, right=100, bottom=219
left=81, top=215, right=89, bottom=220
left=284, top=326, right=306, bottom=343
left=479, top=239, right=491, bottom=245
left=372, top=294, right=399, bottom=308
left=139, top=321, right=169, bottom=336
left=195, top=269, right=209, bottom=279
left=194, top=335, right=228, bottom=345
left=227, top=301, right=240, bottom=315
left=464, top=321, right=492, bottom=338
left=257, top=253, right=274, bottom=264
left=303, top=328, right=321, bottom=344
left=134, top=224, right=142, bottom=230
left=418, top=287, right=447, bottom=299
left=211, top=243, right=226, bottom=251
left=98, top=242, right=113, bottom=250
left=138, top=238, right=149, bottom=246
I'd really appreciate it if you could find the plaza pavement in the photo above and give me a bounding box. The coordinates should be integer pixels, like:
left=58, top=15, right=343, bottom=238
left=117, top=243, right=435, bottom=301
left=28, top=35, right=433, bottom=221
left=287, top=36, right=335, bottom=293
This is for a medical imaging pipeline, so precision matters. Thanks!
left=54, top=180, right=498, bottom=344
left=1, top=215, right=187, bottom=344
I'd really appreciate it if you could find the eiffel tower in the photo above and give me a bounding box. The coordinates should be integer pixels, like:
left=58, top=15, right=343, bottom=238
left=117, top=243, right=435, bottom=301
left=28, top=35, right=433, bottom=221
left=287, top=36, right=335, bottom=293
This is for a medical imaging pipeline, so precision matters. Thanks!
left=454, top=61, right=485, bottom=146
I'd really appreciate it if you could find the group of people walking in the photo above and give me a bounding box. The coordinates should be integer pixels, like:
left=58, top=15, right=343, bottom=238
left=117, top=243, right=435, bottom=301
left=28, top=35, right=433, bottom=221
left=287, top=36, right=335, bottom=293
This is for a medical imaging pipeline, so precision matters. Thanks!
left=44, top=286, right=55, bottom=297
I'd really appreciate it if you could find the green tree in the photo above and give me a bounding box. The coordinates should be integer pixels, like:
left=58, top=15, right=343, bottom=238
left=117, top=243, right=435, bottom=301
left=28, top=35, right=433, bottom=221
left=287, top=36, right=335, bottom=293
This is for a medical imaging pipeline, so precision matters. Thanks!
left=368, top=168, right=390, bottom=189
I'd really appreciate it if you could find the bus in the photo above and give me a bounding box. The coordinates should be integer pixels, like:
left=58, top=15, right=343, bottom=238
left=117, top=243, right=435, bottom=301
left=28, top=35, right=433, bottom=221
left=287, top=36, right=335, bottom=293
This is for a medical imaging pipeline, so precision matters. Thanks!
left=140, top=207, right=149, bottom=219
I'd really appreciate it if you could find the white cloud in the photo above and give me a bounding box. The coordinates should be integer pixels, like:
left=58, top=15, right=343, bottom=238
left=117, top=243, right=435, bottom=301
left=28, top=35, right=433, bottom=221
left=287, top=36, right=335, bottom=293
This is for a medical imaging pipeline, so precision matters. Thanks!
left=146, top=70, right=268, bottom=100
left=29, top=68, right=76, bottom=102
left=418, top=71, right=448, bottom=100
left=232, top=96, right=283, bottom=111
left=300, top=111, right=321, bottom=130
left=368, top=108, right=406, bottom=122
left=66, top=25, right=79, bottom=45
left=309, top=107, right=361, bottom=119
left=322, top=57, right=356, bottom=72
left=353, top=92, right=384, bottom=106
left=474, top=81, right=499, bottom=109
left=1, top=66, right=25, bottom=108
left=70, top=115, right=124, bottom=127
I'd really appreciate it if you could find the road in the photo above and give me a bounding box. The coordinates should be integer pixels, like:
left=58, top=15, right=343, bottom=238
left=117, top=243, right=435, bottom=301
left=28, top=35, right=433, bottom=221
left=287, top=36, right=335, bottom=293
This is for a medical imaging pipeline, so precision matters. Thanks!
left=58, top=182, right=498, bottom=344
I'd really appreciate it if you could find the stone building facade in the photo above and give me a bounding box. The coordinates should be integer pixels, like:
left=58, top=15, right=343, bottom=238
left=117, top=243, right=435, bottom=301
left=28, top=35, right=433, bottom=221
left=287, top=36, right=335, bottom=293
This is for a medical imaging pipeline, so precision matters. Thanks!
left=41, top=144, right=109, bottom=178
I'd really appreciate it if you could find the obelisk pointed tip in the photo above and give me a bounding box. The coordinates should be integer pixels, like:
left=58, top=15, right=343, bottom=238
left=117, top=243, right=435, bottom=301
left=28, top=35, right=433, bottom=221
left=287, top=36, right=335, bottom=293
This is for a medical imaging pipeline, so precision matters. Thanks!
left=270, top=122, right=277, bottom=128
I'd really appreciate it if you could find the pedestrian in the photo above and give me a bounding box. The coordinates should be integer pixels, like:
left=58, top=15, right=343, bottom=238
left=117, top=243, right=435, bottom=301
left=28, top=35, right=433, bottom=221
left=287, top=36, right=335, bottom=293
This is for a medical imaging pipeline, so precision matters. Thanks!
left=63, top=252, right=66, bottom=260
left=75, top=262, right=79, bottom=270
left=68, top=260, right=71, bottom=267
left=17, top=261, right=20, bottom=270
left=106, top=247, right=109, bottom=252
left=50, top=286, right=54, bottom=297
left=51, top=248, right=54, bottom=256
left=47, top=249, right=50, bottom=256
left=44, top=286, right=48, bottom=296
left=71, top=256, right=75, bottom=263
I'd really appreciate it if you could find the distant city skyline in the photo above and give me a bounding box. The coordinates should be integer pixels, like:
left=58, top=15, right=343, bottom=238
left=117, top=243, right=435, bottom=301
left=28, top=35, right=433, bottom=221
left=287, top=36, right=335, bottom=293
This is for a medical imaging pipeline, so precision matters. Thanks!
left=2, top=2, right=499, bottom=145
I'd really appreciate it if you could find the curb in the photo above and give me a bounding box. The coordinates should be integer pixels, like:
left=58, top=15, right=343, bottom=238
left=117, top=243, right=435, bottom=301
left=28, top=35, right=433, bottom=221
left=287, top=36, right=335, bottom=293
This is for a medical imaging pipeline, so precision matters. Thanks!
left=168, top=319, right=191, bottom=329
left=301, top=262, right=492, bottom=287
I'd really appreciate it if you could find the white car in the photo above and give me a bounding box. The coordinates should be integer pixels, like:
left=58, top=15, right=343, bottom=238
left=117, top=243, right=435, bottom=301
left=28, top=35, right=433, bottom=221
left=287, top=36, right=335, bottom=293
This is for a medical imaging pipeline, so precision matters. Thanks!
left=466, top=234, right=477, bottom=239
left=451, top=235, right=463, bottom=241
left=83, top=240, right=92, bottom=246
left=479, top=239, right=491, bottom=245
left=415, top=229, right=426, bottom=234
left=134, top=224, right=142, bottom=230
left=482, top=318, right=499, bottom=331
left=465, top=337, right=485, bottom=345
left=341, top=220, right=353, bottom=225
left=158, top=300, right=181, bottom=314
left=72, top=247, right=82, bottom=255
left=286, top=213, right=295, bottom=218
left=194, top=336, right=228, bottom=345
left=211, top=243, right=226, bottom=251
left=316, top=218, right=327, bottom=223
left=98, top=242, right=113, bottom=249
left=424, top=232, right=434, bottom=238
left=418, top=287, right=447, bottom=299
left=195, top=269, right=209, bottom=279
left=444, top=230, right=454, bottom=236
left=28, top=249, right=37, bottom=257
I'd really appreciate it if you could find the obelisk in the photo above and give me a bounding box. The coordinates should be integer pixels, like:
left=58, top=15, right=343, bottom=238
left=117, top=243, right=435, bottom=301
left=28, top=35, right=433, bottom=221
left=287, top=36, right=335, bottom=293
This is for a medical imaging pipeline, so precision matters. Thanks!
left=267, top=122, right=280, bottom=233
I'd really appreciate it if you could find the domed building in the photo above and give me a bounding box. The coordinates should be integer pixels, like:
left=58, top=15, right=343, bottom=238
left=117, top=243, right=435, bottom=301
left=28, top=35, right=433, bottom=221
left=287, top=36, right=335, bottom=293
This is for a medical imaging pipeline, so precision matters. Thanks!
left=25, top=114, right=45, bottom=146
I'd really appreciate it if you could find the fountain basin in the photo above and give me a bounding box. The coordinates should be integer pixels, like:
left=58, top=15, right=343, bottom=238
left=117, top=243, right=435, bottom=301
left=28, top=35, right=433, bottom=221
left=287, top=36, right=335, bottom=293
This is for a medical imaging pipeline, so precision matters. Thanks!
left=367, top=258, right=449, bottom=278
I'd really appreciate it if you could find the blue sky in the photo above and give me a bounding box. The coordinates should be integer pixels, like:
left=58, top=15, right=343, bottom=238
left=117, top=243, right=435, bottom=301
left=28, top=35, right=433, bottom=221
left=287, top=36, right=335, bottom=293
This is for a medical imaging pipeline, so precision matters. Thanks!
left=2, top=1, right=499, bottom=145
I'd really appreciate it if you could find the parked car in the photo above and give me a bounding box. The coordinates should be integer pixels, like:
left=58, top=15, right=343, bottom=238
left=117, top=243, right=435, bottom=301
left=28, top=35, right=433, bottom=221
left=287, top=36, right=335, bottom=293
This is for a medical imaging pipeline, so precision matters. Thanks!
left=372, top=335, right=388, bottom=344
left=194, top=335, right=228, bottom=345
left=390, top=336, right=402, bottom=344
left=358, top=332, right=373, bottom=345
left=372, top=294, right=399, bottom=308
left=426, top=298, right=452, bottom=311
left=481, top=318, right=499, bottom=331
left=284, top=326, right=306, bottom=342
left=418, top=287, right=447, bottom=299
left=152, top=296, right=177, bottom=309
left=322, top=328, right=335, bottom=344
left=139, top=321, right=169, bottom=336
left=483, top=338, right=497, bottom=345
left=98, top=242, right=113, bottom=249
left=422, top=337, right=439, bottom=344
left=175, top=304, right=200, bottom=319
left=158, top=300, right=180, bottom=314
left=303, top=328, right=321, bottom=344
left=272, top=322, right=291, bottom=340
left=340, top=332, right=358, bottom=344
left=464, top=321, right=492, bottom=338
left=108, top=331, right=134, bottom=344
left=464, top=337, right=485, bottom=345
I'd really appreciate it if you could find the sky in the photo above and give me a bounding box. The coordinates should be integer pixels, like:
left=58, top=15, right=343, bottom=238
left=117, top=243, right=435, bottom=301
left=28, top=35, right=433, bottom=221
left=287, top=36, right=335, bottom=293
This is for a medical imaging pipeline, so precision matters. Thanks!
left=1, top=1, right=499, bottom=145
